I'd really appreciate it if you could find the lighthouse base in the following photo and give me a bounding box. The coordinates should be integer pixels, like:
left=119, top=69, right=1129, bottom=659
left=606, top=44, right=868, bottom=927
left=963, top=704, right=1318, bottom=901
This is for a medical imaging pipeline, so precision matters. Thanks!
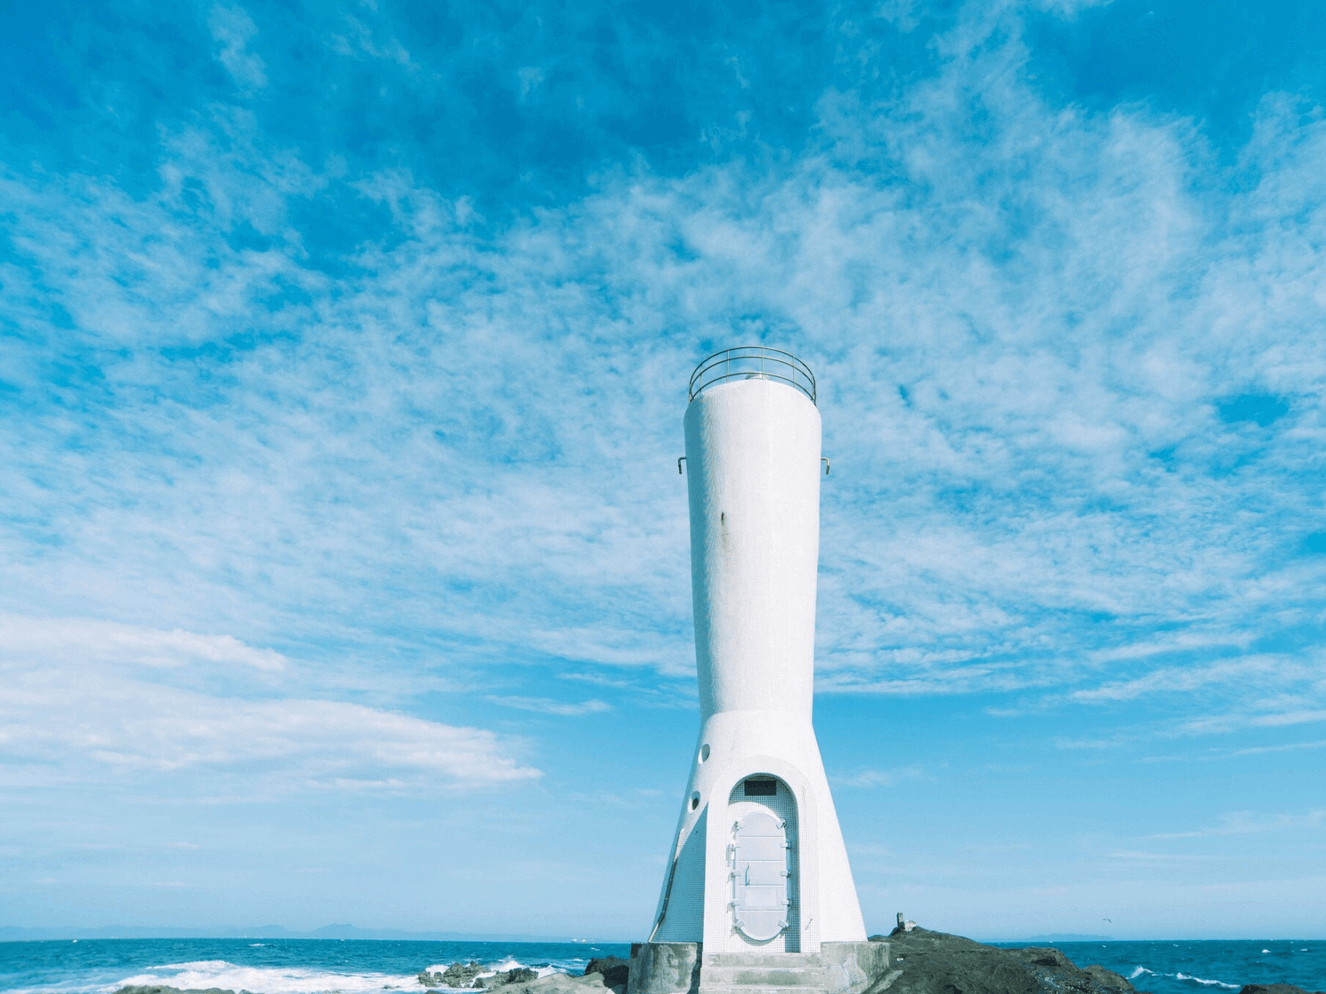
left=626, top=942, right=891, bottom=994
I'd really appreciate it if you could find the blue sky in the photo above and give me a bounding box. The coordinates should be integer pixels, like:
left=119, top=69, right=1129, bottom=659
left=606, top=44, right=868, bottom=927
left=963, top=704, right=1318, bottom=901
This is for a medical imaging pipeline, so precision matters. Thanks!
left=2, top=0, right=1325, bottom=941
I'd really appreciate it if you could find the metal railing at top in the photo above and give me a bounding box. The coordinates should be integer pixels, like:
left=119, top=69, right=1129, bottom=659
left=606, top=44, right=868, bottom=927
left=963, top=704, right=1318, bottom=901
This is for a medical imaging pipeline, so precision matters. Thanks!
left=688, top=347, right=816, bottom=405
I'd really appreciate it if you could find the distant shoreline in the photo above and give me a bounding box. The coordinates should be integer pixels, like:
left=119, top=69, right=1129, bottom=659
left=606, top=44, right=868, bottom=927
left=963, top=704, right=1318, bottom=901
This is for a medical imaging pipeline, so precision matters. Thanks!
left=5, top=928, right=1325, bottom=943
left=0, top=929, right=631, bottom=943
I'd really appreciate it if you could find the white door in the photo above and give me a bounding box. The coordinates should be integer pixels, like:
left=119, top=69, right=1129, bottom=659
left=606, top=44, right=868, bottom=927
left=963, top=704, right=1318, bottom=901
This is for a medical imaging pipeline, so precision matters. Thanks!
left=731, top=810, right=790, bottom=942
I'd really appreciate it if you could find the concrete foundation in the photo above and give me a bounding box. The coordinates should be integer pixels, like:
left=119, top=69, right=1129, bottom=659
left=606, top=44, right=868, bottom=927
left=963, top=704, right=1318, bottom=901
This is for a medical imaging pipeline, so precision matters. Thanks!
left=626, top=941, right=890, bottom=994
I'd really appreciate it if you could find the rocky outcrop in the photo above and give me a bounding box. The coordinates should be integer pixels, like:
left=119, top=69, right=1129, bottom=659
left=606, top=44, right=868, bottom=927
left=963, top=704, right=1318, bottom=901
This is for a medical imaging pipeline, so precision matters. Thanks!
left=483, top=972, right=623, bottom=994
left=583, top=957, right=629, bottom=989
left=874, top=926, right=1138, bottom=994
left=417, top=963, right=541, bottom=989
left=480, top=969, right=540, bottom=989
left=419, top=962, right=486, bottom=988
left=415, top=962, right=623, bottom=994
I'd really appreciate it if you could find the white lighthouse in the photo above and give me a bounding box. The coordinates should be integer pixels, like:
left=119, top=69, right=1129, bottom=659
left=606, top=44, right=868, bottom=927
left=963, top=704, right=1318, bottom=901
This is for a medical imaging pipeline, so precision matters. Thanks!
left=630, top=349, right=882, bottom=994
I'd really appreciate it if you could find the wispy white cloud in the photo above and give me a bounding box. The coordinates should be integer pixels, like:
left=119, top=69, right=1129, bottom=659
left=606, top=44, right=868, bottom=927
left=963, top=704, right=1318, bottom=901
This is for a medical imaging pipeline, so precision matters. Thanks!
left=1103, top=850, right=1222, bottom=863
left=1148, top=809, right=1326, bottom=840
left=208, top=5, right=268, bottom=91
left=1225, top=738, right=1326, bottom=758
left=487, top=695, right=612, bottom=716
left=328, top=12, right=413, bottom=68
left=1178, top=707, right=1326, bottom=736
left=0, top=678, right=541, bottom=791
left=834, top=765, right=925, bottom=788
left=1068, top=656, right=1313, bottom=704
left=0, top=614, right=286, bottom=671
left=1030, top=0, right=1114, bottom=15
left=0, top=616, right=539, bottom=792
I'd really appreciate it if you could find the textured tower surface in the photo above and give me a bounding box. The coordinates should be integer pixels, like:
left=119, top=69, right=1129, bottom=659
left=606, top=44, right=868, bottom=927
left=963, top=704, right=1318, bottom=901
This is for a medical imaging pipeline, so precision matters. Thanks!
left=689, top=378, right=819, bottom=719
left=649, top=356, right=866, bottom=957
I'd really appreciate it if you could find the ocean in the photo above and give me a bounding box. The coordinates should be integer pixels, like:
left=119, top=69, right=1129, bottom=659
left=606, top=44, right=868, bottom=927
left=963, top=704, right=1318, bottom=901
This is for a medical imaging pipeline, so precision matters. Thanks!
left=992, top=940, right=1325, bottom=992
left=0, top=937, right=1322, bottom=994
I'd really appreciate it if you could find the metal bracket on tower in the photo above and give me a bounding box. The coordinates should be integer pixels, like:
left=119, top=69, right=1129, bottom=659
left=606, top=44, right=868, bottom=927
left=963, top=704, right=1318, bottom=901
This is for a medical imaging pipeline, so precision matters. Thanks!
left=822, top=457, right=830, bottom=475
left=678, top=456, right=686, bottom=474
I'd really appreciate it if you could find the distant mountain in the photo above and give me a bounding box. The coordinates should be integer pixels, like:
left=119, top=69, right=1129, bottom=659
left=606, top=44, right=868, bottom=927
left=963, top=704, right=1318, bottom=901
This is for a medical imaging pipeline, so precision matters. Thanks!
left=0, top=924, right=592, bottom=942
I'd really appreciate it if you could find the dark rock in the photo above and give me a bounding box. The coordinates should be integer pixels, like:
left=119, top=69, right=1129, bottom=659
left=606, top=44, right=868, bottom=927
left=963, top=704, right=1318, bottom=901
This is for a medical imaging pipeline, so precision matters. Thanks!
left=480, top=968, right=539, bottom=989
left=477, top=972, right=617, bottom=994
left=1015, top=947, right=1075, bottom=970
left=1238, top=986, right=1325, bottom=994
left=875, top=926, right=1139, bottom=994
left=114, top=987, right=239, bottom=994
left=419, top=961, right=486, bottom=989
left=445, top=962, right=487, bottom=988
left=583, top=957, right=629, bottom=988
left=1082, top=965, right=1137, bottom=989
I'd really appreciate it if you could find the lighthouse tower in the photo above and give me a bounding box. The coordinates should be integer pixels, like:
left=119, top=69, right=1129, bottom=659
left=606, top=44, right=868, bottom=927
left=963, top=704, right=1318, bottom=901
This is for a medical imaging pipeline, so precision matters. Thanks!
left=631, top=349, right=881, bottom=994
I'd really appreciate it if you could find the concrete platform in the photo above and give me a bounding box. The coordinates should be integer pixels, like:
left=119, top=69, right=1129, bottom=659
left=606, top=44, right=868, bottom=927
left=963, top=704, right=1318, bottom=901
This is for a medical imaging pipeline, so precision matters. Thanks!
left=627, top=942, right=890, bottom=994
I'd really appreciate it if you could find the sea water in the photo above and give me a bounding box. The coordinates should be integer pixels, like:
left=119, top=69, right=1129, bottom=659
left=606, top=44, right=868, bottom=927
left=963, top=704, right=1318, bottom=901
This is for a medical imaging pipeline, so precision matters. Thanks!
left=1, top=937, right=1323, bottom=994
left=991, top=939, right=1326, bottom=993
left=0, top=940, right=629, bottom=994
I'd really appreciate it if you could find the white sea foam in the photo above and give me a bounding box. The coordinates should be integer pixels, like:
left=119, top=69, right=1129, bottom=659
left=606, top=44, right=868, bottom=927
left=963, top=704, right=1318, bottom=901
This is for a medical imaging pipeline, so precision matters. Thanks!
left=108, top=959, right=422, bottom=994
left=1128, top=966, right=1238, bottom=990
left=1175, top=972, right=1238, bottom=989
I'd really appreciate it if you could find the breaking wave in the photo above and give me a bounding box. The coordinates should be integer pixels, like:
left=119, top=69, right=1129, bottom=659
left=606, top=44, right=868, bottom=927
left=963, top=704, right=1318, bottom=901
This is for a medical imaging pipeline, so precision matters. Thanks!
left=1174, top=973, right=1239, bottom=989
left=109, top=960, right=424, bottom=994
left=1125, top=964, right=1238, bottom=990
left=104, top=954, right=583, bottom=994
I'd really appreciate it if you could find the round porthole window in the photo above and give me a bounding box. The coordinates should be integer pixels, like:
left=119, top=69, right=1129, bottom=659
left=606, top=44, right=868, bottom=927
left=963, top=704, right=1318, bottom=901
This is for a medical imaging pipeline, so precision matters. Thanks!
left=699, top=743, right=711, bottom=763
left=690, top=792, right=701, bottom=811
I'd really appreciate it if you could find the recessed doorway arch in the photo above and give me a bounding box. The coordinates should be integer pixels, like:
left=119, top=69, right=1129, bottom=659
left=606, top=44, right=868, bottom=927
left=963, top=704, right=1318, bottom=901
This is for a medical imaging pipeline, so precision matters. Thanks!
left=727, top=775, right=799, bottom=951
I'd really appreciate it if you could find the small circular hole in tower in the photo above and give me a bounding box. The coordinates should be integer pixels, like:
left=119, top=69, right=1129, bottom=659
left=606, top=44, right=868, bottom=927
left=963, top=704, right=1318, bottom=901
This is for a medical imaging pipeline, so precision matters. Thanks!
left=699, top=743, right=710, bottom=763
left=690, top=792, right=701, bottom=811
